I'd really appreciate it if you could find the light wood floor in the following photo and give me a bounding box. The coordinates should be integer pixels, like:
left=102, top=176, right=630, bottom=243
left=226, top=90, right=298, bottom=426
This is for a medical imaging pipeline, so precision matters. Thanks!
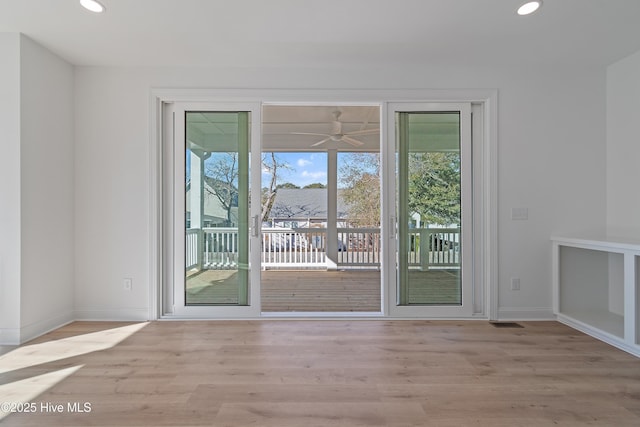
left=187, top=269, right=460, bottom=311
left=1, top=320, right=640, bottom=426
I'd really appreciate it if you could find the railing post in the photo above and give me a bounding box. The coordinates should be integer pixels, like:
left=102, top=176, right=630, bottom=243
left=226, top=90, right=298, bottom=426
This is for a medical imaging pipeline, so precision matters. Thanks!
left=420, top=228, right=429, bottom=271
left=197, top=228, right=204, bottom=270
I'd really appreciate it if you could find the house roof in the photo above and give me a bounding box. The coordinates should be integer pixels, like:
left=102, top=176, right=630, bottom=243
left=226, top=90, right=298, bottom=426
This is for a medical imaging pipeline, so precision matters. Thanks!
left=269, top=188, right=348, bottom=221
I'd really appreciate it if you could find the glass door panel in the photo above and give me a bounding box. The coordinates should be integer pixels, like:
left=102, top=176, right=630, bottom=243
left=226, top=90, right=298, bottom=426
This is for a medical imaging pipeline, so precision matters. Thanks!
left=185, top=111, right=250, bottom=305
left=170, top=102, right=261, bottom=318
left=397, top=112, right=461, bottom=305
left=389, top=103, right=472, bottom=317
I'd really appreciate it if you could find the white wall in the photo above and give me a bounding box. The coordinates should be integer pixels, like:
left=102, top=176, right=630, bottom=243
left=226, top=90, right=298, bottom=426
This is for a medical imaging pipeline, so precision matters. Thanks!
left=19, top=35, right=75, bottom=341
left=74, top=64, right=608, bottom=320
left=0, top=34, right=74, bottom=345
left=607, top=49, right=640, bottom=239
left=0, top=33, right=22, bottom=344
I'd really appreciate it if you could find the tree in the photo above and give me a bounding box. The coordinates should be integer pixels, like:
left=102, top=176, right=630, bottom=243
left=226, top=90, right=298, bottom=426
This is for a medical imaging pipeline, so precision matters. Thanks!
left=408, top=152, right=460, bottom=226
left=204, top=152, right=239, bottom=225
left=303, top=182, right=326, bottom=189
left=339, top=153, right=380, bottom=227
left=260, top=152, right=291, bottom=222
left=276, top=182, right=300, bottom=189
left=204, top=152, right=290, bottom=224
left=339, top=151, right=460, bottom=228
left=202, top=151, right=292, bottom=224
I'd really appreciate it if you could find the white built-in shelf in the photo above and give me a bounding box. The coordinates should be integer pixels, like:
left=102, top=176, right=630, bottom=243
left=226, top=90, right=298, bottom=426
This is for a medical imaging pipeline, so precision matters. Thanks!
left=552, top=235, right=640, bottom=358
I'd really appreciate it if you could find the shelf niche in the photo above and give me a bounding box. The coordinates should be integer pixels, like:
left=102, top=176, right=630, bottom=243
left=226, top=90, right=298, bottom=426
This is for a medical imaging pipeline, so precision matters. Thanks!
left=559, top=246, right=624, bottom=338
left=552, top=235, right=640, bottom=358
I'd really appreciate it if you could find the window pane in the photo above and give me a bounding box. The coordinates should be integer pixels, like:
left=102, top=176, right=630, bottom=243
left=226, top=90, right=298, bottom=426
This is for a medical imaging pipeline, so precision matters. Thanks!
left=185, top=111, right=250, bottom=305
left=397, top=112, right=462, bottom=305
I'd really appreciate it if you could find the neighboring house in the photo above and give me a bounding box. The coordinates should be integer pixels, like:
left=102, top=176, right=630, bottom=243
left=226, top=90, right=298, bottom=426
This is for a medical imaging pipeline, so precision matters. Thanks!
left=186, top=176, right=238, bottom=228
left=267, top=188, right=349, bottom=228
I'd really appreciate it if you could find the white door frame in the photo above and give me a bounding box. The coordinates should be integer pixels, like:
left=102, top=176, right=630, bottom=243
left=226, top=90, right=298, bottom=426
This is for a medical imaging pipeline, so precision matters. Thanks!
left=149, top=88, right=498, bottom=320
left=385, top=102, right=474, bottom=318
left=161, top=101, right=262, bottom=318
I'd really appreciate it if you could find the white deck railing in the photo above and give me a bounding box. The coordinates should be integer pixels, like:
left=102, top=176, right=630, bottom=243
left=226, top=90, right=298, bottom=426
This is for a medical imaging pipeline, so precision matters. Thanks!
left=262, top=227, right=326, bottom=268
left=185, top=227, right=460, bottom=270
left=408, top=228, right=460, bottom=269
left=337, top=228, right=381, bottom=267
left=185, top=229, right=200, bottom=270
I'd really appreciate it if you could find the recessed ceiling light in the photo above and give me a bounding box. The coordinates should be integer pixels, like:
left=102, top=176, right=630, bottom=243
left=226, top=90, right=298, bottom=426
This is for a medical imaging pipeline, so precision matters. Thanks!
left=517, top=0, right=542, bottom=16
left=80, top=0, right=106, bottom=13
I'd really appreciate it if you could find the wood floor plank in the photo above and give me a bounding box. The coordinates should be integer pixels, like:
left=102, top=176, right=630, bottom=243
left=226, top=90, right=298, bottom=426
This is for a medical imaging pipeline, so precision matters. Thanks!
left=1, top=320, right=640, bottom=426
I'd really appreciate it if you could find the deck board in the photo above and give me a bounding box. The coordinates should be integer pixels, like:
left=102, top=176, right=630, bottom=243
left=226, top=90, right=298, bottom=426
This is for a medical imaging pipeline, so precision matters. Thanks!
left=186, top=269, right=460, bottom=311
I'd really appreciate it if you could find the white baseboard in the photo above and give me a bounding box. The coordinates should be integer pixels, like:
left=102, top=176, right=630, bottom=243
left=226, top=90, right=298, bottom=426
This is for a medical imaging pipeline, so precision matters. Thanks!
left=74, top=308, right=150, bottom=321
left=497, top=307, right=555, bottom=321
left=0, top=311, right=74, bottom=345
left=19, top=310, right=75, bottom=344
left=557, top=314, right=640, bottom=358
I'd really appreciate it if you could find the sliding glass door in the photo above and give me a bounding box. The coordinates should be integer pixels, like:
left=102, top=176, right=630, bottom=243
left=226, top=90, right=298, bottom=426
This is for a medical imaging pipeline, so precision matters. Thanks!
left=171, top=103, right=261, bottom=317
left=388, top=103, right=473, bottom=317
left=160, top=99, right=483, bottom=319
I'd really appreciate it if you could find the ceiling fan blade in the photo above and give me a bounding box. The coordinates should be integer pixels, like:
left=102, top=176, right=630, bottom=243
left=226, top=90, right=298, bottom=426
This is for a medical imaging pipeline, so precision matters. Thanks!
left=310, top=137, right=332, bottom=147
left=345, top=128, right=379, bottom=136
left=290, top=132, right=331, bottom=137
left=341, top=135, right=365, bottom=147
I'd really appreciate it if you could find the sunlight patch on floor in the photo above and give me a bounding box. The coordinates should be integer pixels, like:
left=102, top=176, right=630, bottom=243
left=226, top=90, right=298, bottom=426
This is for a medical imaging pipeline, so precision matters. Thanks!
left=0, top=365, right=83, bottom=421
left=0, top=322, right=148, bottom=375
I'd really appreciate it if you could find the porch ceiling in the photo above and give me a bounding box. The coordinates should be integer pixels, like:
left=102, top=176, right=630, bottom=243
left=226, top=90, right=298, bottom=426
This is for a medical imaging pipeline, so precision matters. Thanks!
left=187, top=105, right=460, bottom=153
left=262, top=105, right=380, bottom=152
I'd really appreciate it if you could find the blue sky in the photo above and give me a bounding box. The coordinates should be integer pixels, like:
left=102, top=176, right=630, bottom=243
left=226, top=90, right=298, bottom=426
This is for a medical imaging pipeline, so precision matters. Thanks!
left=264, top=152, right=327, bottom=188
left=189, top=150, right=362, bottom=189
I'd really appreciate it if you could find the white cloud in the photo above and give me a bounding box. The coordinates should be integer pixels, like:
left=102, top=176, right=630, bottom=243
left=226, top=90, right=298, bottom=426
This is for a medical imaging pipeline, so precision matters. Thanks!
left=301, top=171, right=326, bottom=180
left=297, top=158, right=312, bottom=167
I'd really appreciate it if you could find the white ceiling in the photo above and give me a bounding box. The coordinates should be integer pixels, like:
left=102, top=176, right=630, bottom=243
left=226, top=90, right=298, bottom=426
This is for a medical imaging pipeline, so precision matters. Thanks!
left=1, top=0, right=640, bottom=69
left=4, top=1, right=640, bottom=153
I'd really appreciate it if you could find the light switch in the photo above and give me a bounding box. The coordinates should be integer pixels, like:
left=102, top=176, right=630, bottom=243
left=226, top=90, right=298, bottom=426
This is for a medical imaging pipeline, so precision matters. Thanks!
left=511, top=207, right=528, bottom=220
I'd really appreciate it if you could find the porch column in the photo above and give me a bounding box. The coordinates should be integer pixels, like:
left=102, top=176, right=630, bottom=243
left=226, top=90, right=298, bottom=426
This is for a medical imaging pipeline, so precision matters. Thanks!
left=326, top=149, right=338, bottom=270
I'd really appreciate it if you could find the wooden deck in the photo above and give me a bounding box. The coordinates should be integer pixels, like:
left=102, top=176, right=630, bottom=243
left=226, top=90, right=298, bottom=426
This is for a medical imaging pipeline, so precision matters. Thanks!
left=186, top=269, right=460, bottom=311
left=261, top=270, right=381, bottom=312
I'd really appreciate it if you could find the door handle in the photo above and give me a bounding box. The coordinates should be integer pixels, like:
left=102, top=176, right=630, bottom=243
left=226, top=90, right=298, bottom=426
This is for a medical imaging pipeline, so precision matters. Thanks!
left=252, top=215, right=260, bottom=237
left=389, top=216, right=396, bottom=239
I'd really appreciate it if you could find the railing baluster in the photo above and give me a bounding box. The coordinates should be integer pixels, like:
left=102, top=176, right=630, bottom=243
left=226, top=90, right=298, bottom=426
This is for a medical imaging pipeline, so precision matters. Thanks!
left=196, top=226, right=463, bottom=271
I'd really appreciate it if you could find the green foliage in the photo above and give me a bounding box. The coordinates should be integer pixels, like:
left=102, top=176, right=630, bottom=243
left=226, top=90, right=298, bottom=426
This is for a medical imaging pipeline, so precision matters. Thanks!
left=339, top=153, right=380, bottom=227
left=276, top=182, right=300, bottom=189
left=303, top=182, right=326, bottom=189
left=408, top=152, right=460, bottom=226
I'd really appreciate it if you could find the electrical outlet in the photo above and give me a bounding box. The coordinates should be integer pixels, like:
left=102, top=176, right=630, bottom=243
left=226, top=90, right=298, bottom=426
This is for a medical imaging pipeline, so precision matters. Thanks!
left=123, top=278, right=133, bottom=291
left=511, top=277, right=521, bottom=291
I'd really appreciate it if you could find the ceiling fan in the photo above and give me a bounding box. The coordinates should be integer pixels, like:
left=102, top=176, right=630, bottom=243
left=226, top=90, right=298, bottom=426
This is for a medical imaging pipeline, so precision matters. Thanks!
left=291, top=111, right=379, bottom=147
